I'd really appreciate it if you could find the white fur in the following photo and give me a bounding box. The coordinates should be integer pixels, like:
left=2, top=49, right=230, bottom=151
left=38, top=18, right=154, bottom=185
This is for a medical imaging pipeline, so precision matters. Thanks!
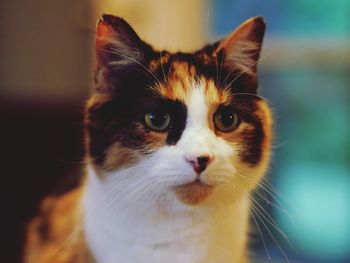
left=83, top=83, right=253, bottom=263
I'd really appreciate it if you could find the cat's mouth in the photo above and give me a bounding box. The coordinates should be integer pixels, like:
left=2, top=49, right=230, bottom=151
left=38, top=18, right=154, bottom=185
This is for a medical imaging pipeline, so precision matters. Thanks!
left=174, top=179, right=214, bottom=205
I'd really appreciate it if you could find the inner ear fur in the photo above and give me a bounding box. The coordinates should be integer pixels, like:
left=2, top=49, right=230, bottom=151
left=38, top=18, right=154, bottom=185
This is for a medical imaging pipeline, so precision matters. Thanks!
left=216, top=16, right=266, bottom=77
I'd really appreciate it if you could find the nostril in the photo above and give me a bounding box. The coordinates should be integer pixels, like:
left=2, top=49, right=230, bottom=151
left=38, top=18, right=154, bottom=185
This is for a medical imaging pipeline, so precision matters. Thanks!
left=195, top=155, right=213, bottom=174
left=185, top=154, right=214, bottom=174
left=197, top=156, right=209, bottom=166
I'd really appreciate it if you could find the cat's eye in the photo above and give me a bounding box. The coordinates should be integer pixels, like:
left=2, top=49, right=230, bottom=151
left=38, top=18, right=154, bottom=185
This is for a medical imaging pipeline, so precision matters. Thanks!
left=214, top=108, right=239, bottom=132
left=144, top=111, right=171, bottom=131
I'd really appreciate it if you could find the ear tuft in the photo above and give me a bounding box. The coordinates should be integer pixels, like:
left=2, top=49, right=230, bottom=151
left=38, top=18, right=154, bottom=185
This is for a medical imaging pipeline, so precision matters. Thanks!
left=94, top=15, right=155, bottom=94
left=95, top=14, right=148, bottom=68
left=216, top=16, right=266, bottom=76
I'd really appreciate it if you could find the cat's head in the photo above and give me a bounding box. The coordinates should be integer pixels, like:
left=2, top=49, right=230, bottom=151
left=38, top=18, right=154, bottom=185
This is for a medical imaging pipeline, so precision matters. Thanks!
left=85, top=14, right=272, bottom=208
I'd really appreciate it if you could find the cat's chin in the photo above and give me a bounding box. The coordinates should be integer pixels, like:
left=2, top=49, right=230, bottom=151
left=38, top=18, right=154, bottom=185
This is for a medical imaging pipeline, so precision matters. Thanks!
left=174, top=179, right=214, bottom=205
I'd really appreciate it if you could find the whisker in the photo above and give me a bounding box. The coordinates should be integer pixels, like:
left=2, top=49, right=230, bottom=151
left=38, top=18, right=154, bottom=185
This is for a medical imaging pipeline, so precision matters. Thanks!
left=254, top=190, right=293, bottom=220
left=50, top=183, right=115, bottom=259
left=271, top=140, right=290, bottom=149
left=233, top=172, right=297, bottom=257
left=250, top=197, right=290, bottom=241
left=251, top=204, right=291, bottom=263
left=159, top=50, right=168, bottom=85
left=119, top=180, right=157, bottom=212
left=217, top=49, right=224, bottom=89
left=166, top=57, right=175, bottom=81
left=215, top=180, right=276, bottom=261
left=249, top=204, right=271, bottom=260
left=243, top=175, right=291, bottom=214
left=233, top=92, right=272, bottom=104
left=206, top=10, right=220, bottom=85
left=221, top=50, right=274, bottom=89
left=50, top=221, right=84, bottom=260
left=236, top=171, right=297, bottom=225
left=103, top=178, right=149, bottom=217
left=99, top=47, right=163, bottom=88
left=237, top=169, right=290, bottom=208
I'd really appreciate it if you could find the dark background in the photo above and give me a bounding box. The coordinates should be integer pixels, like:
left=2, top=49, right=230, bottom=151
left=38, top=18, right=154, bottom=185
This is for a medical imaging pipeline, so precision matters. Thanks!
left=0, top=100, right=84, bottom=262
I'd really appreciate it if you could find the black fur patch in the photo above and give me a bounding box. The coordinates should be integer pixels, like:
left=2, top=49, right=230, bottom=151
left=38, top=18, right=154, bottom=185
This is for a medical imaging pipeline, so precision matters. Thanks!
left=164, top=100, right=187, bottom=145
left=231, top=95, right=265, bottom=166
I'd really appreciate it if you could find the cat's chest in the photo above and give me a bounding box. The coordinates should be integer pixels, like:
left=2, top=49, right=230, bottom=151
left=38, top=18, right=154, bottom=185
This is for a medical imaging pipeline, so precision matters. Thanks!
left=86, top=220, right=213, bottom=263
left=83, top=171, right=249, bottom=263
left=103, top=238, right=208, bottom=263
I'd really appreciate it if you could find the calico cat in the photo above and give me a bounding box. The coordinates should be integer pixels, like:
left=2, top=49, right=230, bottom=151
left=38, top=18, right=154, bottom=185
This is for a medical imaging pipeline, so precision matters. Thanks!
left=25, top=14, right=272, bottom=263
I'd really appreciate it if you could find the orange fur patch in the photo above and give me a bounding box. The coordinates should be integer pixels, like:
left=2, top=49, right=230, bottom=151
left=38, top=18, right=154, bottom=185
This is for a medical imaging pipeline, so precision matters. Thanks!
left=255, top=100, right=273, bottom=151
left=103, top=125, right=168, bottom=171
left=174, top=181, right=214, bottom=205
left=25, top=188, right=94, bottom=263
left=153, top=61, right=197, bottom=102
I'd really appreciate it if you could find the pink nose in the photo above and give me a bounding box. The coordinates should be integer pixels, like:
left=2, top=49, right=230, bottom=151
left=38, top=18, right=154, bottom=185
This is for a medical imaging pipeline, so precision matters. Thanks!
left=185, top=155, right=213, bottom=174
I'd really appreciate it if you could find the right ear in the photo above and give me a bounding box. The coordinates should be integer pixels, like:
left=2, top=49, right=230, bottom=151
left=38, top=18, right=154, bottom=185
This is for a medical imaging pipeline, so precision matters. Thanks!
left=94, top=14, right=153, bottom=93
left=215, top=16, right=265, bottom=77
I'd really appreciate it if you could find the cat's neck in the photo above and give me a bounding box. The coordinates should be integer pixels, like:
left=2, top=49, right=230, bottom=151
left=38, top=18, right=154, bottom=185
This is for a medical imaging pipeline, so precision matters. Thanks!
left=82, top=165, right=250, bottom=263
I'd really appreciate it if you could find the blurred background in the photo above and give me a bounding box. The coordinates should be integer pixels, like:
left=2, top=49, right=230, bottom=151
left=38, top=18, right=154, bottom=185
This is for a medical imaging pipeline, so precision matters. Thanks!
left=0, top=0, right=349, bottom=262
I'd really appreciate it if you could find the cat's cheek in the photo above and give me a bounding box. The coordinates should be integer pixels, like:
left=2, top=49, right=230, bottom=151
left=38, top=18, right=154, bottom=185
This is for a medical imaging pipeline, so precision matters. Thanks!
left=218, top=122, right=262, bottom=166
left=97, top=127, right=169, bottom=172
left=102, top=143, right=141, bottom=172
left=143, top=129, right=169, bottom=149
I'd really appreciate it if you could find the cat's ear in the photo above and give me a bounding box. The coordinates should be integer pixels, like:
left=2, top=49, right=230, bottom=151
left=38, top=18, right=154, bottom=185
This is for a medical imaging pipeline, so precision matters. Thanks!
left=95, top=14, right=151, bottom=68
left=216, top=16, right=265, bottom=78
left=94, top=15, right=154, bottom=94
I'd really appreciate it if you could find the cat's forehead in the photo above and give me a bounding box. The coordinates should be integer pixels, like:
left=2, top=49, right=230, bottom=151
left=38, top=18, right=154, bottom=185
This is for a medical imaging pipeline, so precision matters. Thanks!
left=149, top=52, right=231, bottom=107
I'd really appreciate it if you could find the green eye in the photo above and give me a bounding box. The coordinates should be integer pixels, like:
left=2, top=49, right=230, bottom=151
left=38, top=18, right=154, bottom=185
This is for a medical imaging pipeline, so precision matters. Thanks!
left=144, top=111, right=171, bottom=131
left=214, top=108, right=239, bottom=132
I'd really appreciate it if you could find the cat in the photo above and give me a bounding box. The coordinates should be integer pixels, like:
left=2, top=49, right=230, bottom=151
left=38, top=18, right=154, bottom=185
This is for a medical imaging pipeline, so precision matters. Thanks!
left=25, top=14, right=272, bottom=263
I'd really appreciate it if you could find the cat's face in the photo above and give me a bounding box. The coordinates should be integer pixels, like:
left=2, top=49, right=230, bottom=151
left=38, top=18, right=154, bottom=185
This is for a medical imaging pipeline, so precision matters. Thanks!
left=86, top=15, right=272, bottom=208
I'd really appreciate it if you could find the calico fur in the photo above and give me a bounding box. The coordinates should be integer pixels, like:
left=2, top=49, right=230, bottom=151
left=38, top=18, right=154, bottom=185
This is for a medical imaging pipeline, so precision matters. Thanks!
left=25, top=14, right=272, bottom=263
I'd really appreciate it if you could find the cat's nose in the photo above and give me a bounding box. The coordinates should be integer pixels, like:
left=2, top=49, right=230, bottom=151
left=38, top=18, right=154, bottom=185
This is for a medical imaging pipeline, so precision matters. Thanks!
left=185, top=154, right=213, bottom=174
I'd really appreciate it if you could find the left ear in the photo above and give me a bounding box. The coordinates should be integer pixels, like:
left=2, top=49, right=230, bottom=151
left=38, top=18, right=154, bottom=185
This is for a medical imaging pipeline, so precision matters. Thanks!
left=216, top=16, right=266, bottom=77
left=94, top=14, right=154, bottom=95
left=96, top=14, right=151, bottom=69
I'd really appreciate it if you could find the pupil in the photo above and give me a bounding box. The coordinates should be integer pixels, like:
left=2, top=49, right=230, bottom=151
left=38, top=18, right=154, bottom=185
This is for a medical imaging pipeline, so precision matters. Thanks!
left=221, top=112, right=233, bottom=127
left=150, top=113, right=166, bottom=126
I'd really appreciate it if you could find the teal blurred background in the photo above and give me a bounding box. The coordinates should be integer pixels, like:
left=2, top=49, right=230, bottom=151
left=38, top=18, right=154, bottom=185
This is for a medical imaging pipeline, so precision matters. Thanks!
left=210, top=0, right=350, bottom=262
